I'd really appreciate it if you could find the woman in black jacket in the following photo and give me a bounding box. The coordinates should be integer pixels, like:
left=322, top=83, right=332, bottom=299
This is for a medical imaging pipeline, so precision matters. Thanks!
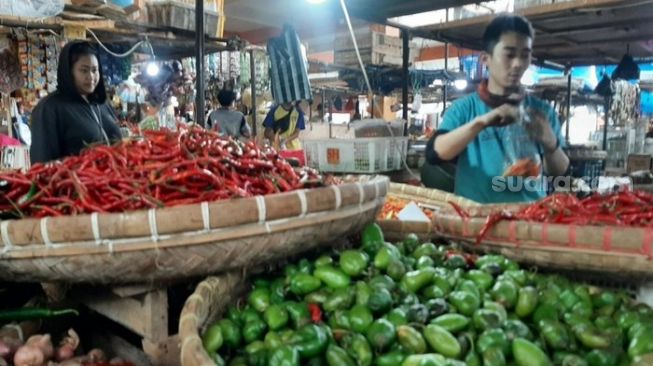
left=30, top=41, right=122, bottom=163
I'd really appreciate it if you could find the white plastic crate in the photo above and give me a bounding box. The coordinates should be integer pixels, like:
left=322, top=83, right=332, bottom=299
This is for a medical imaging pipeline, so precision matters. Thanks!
left=303, top=137, right=409, bottom=173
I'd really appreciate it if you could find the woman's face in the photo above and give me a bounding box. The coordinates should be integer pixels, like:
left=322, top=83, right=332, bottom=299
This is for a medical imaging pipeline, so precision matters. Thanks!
left=72, top=54, right=100, bottom=97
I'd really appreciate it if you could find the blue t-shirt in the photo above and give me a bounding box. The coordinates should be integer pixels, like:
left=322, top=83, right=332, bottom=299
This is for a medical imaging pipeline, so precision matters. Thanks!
left=263, top=106, right=306, bottom=131
left=438, top=92, right=565, bottom=204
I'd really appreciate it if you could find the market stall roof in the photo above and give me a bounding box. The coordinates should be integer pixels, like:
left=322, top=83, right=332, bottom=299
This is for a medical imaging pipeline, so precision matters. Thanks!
left=343, top=0, right=482, bottom=22
left=409, top=0, right=653, bottom=67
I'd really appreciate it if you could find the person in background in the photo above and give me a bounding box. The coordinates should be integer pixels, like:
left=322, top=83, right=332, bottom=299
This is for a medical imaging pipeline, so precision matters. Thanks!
left=30, top=41, right=122, bottom=163
left=426, top=14, right=569, bottom=203
left=208, top=89, right=251, bottom=139
left=180, top=102, right=194, bottom=124
left=263, top=101, right=305, bottom=150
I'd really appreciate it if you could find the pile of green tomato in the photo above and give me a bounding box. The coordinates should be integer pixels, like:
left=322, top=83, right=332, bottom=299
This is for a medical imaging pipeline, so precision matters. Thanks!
left=201, top=223, right=653, bottom=366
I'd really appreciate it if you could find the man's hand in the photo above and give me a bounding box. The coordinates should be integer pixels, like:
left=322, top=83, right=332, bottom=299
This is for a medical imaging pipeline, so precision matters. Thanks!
left=478, top=104, right=521, bottom=128
left=525, top=108, right=558, bottom=153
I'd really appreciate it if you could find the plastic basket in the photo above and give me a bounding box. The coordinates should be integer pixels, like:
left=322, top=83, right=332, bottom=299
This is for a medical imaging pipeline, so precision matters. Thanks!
left=566, top=149, right=607, bottom=189
left=303, top=137, right=409, bottom=173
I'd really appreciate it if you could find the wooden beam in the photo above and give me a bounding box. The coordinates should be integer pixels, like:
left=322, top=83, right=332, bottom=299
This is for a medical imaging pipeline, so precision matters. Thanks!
left=417, top=0, right=627, bottom=32
left=535, top=17, right=652, bottom=39
left=82, top=288, right=169, bottom=342
left=347, top=0, right=481, bottom=19
left=542, top=33, right=653, bottom=51
left=0, top=15, right=61, bottom=29
left=62, top=19, right=115, bottom=29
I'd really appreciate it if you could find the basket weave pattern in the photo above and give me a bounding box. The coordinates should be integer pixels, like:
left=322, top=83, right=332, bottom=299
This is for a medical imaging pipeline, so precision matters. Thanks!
left=179, top=273, right=244, bottom=366
left=0, top=177, right=389, bottom=283
left=377, top=183, right=479, bottom=241
left=434, top=211, right=653, bottom=279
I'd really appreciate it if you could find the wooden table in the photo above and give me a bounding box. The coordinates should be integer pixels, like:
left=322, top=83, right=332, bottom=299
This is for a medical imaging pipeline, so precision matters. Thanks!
left=80, top=285, right=181, bottom=366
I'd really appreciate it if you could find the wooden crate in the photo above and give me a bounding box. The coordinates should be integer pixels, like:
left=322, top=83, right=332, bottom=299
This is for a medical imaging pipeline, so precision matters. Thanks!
left=146, top=0, right=222, bottom=37
left=627, top=154, right=653, bottom=173
left=335, top=31, right=417, bottom=53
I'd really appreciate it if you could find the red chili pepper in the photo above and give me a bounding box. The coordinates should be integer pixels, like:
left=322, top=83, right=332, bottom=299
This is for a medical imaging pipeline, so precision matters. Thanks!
left=476, top=211, right=512, bottom=245
left=308, top=303, right=322, bottom=323
left=448, top=201, right=471, bottom=219
left=0, top=127, right=321, bottom=218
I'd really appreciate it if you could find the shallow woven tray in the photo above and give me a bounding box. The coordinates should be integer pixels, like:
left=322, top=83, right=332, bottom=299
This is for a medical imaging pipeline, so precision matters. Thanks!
left=0, top=176, right=388, bottom=284
left=434, top=211, right=653, bottom=280
left=179, top=272, right=246, bottom=366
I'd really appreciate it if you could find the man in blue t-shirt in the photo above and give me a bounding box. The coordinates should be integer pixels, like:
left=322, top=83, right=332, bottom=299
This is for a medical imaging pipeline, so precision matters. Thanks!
left=426, top=15, right=569, bottom=204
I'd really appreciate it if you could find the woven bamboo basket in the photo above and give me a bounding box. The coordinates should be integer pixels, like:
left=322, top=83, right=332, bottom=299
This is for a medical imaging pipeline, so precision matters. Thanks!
left=179, top=272, right=246, bottom=366
left=434, top=211, right=653, bottom=280
left=0, top=176, right=388, bottom=284
left=376, top=183, right=480, bottom=241
left=387, top=183, right=480, bottom=209
left=377, top=219, right=435, bottom=241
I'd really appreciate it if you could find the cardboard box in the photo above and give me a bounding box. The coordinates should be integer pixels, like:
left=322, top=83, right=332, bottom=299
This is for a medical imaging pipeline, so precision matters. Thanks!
left=627, top=154, right=653, bottom=173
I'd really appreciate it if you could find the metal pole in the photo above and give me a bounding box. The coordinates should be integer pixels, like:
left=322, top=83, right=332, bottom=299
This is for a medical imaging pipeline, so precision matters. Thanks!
left=328, top=90, right=333, bottom=139
left=195, top=0, right=205, bottom=127
left=339, top=0, right=372, bottom=95
left=321, top=89, right=326, bottom=121
left=443, top=43, right=449, bottom=114
left=442, top=9, right=449, bottom=115
left=339, top=0, right=375, bottom=120
left=402, top=29, right=410, bottom=135
left=250, top=50, right=257, bottom=137
left=602, top=96, right=610, bottom=151
left=565, top=71, right=572, bottom=144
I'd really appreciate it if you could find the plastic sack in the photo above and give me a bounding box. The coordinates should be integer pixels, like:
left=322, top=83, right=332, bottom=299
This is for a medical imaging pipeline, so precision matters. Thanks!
left=0, top=0, right=64, bottom=17
left=501, top=104, right=542, bottom=178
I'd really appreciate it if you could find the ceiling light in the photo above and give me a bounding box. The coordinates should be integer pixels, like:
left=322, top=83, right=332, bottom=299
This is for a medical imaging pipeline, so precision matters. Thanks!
left=307, top=0, right=328, bottom=4
left=146, top=62, right=160, bottom=77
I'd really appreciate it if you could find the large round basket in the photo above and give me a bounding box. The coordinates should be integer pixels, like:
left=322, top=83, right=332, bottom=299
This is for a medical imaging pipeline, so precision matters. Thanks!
left=377, top=183, right=479, bottom=241
left=387, top=183, right=479, bottom=209
left=0, top=176, right=388, bottom=284
left=434, top=210, right=653, bottom=281
left=179, top=272, right=246, bottom=366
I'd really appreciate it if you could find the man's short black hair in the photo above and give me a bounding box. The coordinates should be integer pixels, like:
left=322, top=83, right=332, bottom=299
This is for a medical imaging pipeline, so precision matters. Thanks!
left=217, top=89, right=236, bottom=107
left=483, top=14, right=534, bottom=54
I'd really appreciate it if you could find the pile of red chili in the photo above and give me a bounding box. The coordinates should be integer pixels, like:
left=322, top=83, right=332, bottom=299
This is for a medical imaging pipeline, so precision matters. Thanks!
left=450, top=191, right=653, bottom=244
left=0, top=127, right=322, bottom=218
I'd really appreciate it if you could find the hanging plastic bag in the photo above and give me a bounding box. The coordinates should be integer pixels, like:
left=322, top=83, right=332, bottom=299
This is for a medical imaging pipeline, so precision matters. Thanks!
left=501, top=103, right=542, bottom=178
left=0, top=0, right=64, bottom=17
